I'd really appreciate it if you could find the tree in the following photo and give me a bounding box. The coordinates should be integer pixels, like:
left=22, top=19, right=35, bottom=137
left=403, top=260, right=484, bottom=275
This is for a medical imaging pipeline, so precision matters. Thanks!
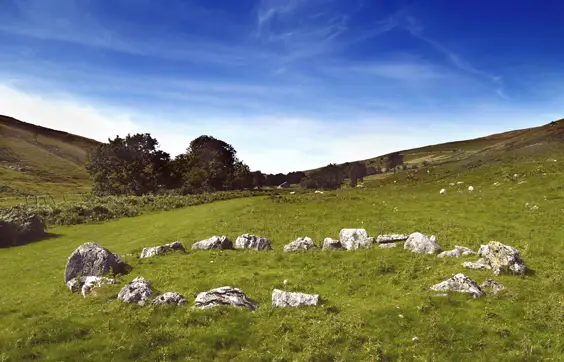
left=387, top=152, right=404, bottom=174
left=309, top=163, right=344, bottom=189
left=286, top=171, right=306, bottom=185
left=231, top=161, right=253, bottom=190
left=344, top=162, right=367, bottom=187
left=86, top=133, right=171, bottom=196
left=252, top=171, right=266, bottom=188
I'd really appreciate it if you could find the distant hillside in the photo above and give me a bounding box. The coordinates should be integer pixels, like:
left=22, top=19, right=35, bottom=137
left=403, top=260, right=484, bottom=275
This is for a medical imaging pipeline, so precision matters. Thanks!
left=305, top=118, right=564, bottom=174
left=0, top=115, right=100, bottom=196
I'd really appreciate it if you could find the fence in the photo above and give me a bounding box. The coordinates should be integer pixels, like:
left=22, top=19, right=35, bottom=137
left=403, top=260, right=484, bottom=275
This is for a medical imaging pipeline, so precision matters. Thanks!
left=0, top=193, right=88, bottom=206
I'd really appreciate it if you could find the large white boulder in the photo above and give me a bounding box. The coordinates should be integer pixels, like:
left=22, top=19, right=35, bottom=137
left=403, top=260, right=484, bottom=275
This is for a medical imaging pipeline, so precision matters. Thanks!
left=272, top=289, right=320, bottom=308
left=283, top=237, right=317, bottom=252
left=235, top=234, right=272, bottom=251
left=192, top=236, right=233, bottom=250
left=430, top=273, right=484, bottom=298
left=64, top=242, right=130, bottom=283
left=117, top=277, right=152, bottom=306
left=404, top=232, right=441, bottom=254
left=339, top=229, right=375, bottom=250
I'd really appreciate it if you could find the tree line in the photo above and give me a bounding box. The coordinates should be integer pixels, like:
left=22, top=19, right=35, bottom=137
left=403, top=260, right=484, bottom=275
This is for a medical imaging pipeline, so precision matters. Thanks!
left=85, top=133, right=405, bottom=196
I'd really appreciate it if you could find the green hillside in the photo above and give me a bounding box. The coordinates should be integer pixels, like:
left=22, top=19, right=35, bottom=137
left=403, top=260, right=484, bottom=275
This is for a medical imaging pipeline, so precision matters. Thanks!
left=0, top=115, right=100, bottom=196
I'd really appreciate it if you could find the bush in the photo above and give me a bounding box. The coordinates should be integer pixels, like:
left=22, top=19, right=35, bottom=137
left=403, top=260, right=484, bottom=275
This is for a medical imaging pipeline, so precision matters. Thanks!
left=0, top=205, right=47, bottom=247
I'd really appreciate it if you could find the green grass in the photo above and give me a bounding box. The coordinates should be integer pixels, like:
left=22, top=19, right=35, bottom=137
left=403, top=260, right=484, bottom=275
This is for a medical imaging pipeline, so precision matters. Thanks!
left=1, top=144, right=564, bottom=361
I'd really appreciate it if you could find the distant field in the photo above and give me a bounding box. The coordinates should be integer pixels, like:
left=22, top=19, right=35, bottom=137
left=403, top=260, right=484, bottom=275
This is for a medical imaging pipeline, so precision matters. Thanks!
left=1, top=142, right=563, bottom=361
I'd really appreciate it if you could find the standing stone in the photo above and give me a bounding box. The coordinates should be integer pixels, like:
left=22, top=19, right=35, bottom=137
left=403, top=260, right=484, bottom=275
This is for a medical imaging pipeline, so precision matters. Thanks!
left=376, top=234, right=409, bottom=243
left=477, top=241, right=527, bottom=276
left=339, top=229, right=375, bottom=250
left=235, top=234, right=272, bottom=251
left=430, top=273, right=484, bottom=298
left=64, top=242, right=130, bottom=283
left=272, top=289, right=320, bottom=307
left=194, top=286, right=257, bottom=310
left=192, top=236, right=233, bottom=250
left=117, top=277, right=152, bottom=306
left=322, top=238, right=342, bottom=251
left=480, top=280, right=505, bottom=295
left=283, top=237, right=317, bottom=252
left=152, top=292, right=188, bottom=306
left=140, top=241, right=185, bottom=259
left=404, top=232, right=441, bottom=254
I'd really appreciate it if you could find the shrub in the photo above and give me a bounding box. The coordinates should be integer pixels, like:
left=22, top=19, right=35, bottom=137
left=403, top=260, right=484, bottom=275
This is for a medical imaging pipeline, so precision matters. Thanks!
left=0, top=205, right=47, bottom=247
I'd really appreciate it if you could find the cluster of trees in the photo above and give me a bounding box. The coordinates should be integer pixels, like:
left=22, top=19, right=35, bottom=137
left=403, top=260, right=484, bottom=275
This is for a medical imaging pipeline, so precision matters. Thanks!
left=86, top=133, right=410, bottom=196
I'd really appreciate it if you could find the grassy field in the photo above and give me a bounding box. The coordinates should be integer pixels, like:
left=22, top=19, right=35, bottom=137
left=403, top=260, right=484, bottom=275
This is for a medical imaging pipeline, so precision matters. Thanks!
left=1, top=142, right=563, bottom=361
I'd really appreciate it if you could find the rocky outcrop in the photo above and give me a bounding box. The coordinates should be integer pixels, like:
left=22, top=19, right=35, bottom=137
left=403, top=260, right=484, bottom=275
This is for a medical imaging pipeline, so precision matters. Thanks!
left=430, top=273, right=484, bottom=298
left=376, top=234, right=409, bottom=243
left=235, top=234, right=272, bottom=251
left=379, top=243, right=397, bottom=249
left=152, top=292, right=188, bottom=306
left=339, top=229, right=375, bottom=250
left=194, top=286, right=257, bottom=310
left=191, top=236, right=233, bottom=250
left=117, top=277, right=152, bottom=306
left=477, top=241, right=527, bottom=276
left=480, top=280, right=505, bottom=295
left=66, top=276, right=116, bottom=297
left=272, top=289, right=320, bottom=307
left=322, top=238, right=342, bottom=251
left=64, top=242, right=130, bottom=283
left=404, top=232, right=441, bottom=254
left=283, top=237, right=317, bottom=252
left=140, top=241, right=185, bottom=259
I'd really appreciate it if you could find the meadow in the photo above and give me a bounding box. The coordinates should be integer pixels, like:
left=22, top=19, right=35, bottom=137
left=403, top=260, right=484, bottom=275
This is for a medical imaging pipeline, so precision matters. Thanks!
left=1, top=147, right=563, bottom=361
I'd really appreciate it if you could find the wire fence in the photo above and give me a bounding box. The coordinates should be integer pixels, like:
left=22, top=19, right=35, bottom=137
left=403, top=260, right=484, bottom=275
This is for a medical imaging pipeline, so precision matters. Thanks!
left=0, top=193, right=89, bottom=206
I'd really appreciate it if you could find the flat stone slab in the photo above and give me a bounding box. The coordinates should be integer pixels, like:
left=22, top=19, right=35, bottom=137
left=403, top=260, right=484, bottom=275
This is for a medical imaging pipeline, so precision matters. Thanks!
left=194, top=286, right=257, bottom=310
left=272, top=289, right=320, bottom=308
left=376, top=234, right=409, bottom=243
left=140, top=241, right=185, bottom=259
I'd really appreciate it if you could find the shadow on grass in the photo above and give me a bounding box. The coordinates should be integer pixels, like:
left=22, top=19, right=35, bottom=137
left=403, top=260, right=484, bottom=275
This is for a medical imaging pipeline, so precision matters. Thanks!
left=0, top=232, right=62, bottom=248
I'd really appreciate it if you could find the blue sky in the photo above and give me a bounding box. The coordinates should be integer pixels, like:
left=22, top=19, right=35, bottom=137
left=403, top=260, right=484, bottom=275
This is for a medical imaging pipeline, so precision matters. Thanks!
left=0, top=0, right=563, bottom=172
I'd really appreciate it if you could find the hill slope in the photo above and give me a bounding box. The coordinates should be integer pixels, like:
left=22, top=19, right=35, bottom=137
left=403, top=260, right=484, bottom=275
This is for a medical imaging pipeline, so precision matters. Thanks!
left=0, top=115, right=100, bottom=196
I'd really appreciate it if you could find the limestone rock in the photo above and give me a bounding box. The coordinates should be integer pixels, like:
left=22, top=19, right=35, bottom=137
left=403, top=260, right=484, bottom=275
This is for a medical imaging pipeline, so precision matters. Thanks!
left=67, top=276, right=116, bottom=297
left=272, top=289, right=320, bottom=308
left=283, top=237, right=317, bottom=252
left=140, top=241, right=185, bottom=259
left=478, top=241, right=527, bottom=276
left=339, top=229, right=375, bottom=250
left=379, top=243, right=397, bottom=249
left=152, top=292, right=188, bottom=306
left=438, top=249, right=461, bottom=258
left=235, top=234, right=272, bottom=251
left=322, top=238, right=342, bottom=251
left=404, top=232, right=441, bottom=254
left=194, top=286, right=257, bottom=310
left=64, top=242, right=130, bottom=283
left=376, top=234, right=409, bottom=243
left=430, top=273, right=484, bottom=298
left=463, top=258, right=492, bottom=270
left=455, top=245, right=475, bottom=256
left=480, top=279, right=505, bottom=295
left=192, top=236, right=233, bottom=250
left=117, top=277, right=152, bottom=306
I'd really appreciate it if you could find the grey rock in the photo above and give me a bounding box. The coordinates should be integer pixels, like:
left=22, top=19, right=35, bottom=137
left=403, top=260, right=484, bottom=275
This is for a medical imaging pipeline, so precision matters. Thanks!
left=455, top=245, right=475, bottom=256
left=377, top=234, right=409, bottom=243
left=430, top=273, right=484, bottom=298
left=67, top=276, right=116, bottom=297
left=64, top=242, right=130, bottom=283
left=379, top=243, right=397, bottom=249
left=339, top=229, right=375, bottom=250
left=194, top=286, right=257, bottom=310
left=283, top=237, right=317, bottom=252
left=477, top=241, right=527, bottom=276
left=192, top=236, right=233, bottom=250
left=117, top=277, right=152, bottom=306
left=272, top=289, right=320, bottom=308
left=480, top=279, right=505, bottom=295
left=140, top=241, right=185, bottom=259
left=152, top=292, right=188, bottom=306
left=463, top=258, right=492, bottom=270
left=438, top=249, right=461, bottom=258
left=235, top=234, right=272, bottom=251
left=322, top=238, right=342, bottom=251
left=404, top=232, right=441, bottom=254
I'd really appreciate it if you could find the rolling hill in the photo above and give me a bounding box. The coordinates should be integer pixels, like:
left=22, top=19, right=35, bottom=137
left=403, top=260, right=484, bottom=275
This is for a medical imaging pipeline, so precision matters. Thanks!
left=0, top=115, right=100, bottom=196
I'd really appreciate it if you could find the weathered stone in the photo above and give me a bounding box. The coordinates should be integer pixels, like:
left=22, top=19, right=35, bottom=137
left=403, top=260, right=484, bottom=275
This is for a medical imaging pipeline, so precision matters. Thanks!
left=379, top=243, right=397, bottom=249
left=272, top=289, right=320, bottom=307
left=455, top=245, right=475, bottom=256
left=140, top=241, right=185, bottom=259
left=430, top=273, right=484, bottom=298
left=478, top=241, right=527, bottom=276
left=194, top=286, right=257, bottom=310
left=192, top=236, right=233, bottom=250
left=283, top=237, right=317, bottom=252
left=322, top=238, right=342, bottom=251
left=480, top=279, right=505, bottom=295
left=64, top=242, right=130, bottom=283
left=339, top=229, right=375, bottom=250
left=235, top=234, right=272, bottom=251
left=117, top=277, right=152, bottom=306
left=404, top=232, right=441, bottom=254
left=152, top=292, right=188, bottom=306
left=463, top=258, right=492, bottom=270
left=376, top=234, right=409, bottom=243
left=67, top=276, right=116, bottom=297
left=438, top=249, right=461, bottom=258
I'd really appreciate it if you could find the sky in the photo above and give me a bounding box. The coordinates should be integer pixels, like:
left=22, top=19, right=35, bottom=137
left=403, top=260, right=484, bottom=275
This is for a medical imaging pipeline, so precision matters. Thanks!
left=0, top=0, right=563, bottom=173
